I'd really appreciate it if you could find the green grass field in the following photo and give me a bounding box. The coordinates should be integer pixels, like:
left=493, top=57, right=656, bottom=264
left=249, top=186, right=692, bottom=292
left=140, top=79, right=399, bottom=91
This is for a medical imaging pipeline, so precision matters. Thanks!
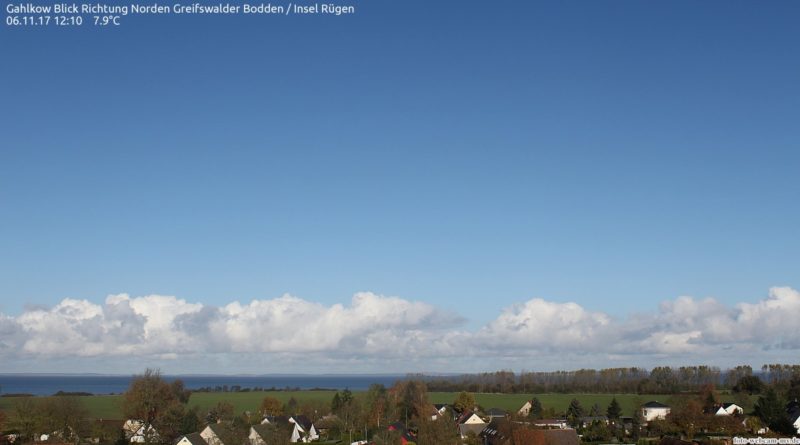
left=0, top=391, right=664, bottom=420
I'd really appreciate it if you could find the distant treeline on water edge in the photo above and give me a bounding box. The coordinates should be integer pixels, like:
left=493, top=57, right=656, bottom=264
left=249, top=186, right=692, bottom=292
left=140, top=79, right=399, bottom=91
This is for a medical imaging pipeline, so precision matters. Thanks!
left=419, top=364, right=800, bottom=394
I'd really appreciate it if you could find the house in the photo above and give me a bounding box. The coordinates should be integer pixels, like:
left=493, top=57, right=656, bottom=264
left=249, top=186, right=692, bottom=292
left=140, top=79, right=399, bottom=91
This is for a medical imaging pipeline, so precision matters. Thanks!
left=518, top=400, right=534, bottom=417
left=713, top=403, right=744, bottom=416
left=122, top=421, right=143, bottom=439
left=200, top=424, right=229, bottom=445
left=249, top=424, right=271, bottom=445
left=459, top=422, right=488, bottom=440
left=578, top=416, right=609, bottom=427
left=313, top=414, right=339, bottom=437
left=487, top=408, right=509, bottom=420
left=788, top=406, right=800, bottom=434
left=641, top=401, right=671, bottom=421
left=387, top=422, right=415, bottom=445
left=478, top=420, right=506, bottom=445
left=457, top=411, right=485, bottom=425
left=288, top=416, right=318, bottom=442
left=511, top=428, right=580, bottom=445
left=249, top=423, right=296, bottom=445
left=434, top=404, right=450, bottom=416
left=531, top=419, right=568, bottom=429
left=129, top=424, right=159, bottom=443
left=457, top=411, right=488, bottom=439
left=175, top=433, right=208, bottom=445
left=257, top=416, right=316, bottom=443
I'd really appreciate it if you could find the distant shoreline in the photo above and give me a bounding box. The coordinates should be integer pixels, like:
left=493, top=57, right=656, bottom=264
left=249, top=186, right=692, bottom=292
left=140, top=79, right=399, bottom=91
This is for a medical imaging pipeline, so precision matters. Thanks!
left=0, top=374, right=409, bottom=396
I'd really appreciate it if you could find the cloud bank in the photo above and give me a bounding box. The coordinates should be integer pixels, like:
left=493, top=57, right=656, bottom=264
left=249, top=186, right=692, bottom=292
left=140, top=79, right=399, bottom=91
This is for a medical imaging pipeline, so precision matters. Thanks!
left=1, top=287, right=799, bottom=372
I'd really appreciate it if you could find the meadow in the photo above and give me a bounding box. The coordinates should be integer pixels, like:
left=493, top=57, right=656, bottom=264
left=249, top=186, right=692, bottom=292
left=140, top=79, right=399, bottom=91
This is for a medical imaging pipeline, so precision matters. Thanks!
left=0, top=391, right=666, bottom=419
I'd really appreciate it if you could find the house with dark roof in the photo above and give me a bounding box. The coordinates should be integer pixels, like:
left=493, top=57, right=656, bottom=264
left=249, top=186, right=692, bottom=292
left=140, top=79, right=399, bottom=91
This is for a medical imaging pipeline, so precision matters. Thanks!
left=531, top=418, right=568, bottom=429
left=200, top=424, right=231, bottom=445
left=713, top=403, right=744, bottom=416
left=287, top=416, right=318, bottom=442
left=249, top=423, right=296, bottom=445
left=175, top=433, right=208, bottom=445
left=487, top=408, right=509, bottom=420
left=434, top=403, right=450, bottom=416
left=256, top=416, right=316, bottom=443
left=641, top=401, right=671, bottom=421
left=511, top=428, right=580, bottom=445
left=578, top=415, right=609, bottom=428
left=456, top=411, right=488, bottom=439
left=456, top=411, right=485, bottom=425
left=788, top=402, right=800, bottom=434
left=129, top=424, right=159, bottom=443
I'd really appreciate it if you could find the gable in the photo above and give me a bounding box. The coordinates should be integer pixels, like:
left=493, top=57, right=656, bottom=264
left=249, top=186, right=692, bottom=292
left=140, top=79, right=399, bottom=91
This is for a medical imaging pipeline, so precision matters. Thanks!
left=463, top=413, right=485, bottom=424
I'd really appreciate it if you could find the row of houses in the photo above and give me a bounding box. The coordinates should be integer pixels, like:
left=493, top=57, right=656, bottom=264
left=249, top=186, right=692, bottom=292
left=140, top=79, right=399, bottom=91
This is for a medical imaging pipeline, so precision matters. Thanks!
left=10, top=398, right=797, bottom=445
left=176, top=416, right=319, bottom=445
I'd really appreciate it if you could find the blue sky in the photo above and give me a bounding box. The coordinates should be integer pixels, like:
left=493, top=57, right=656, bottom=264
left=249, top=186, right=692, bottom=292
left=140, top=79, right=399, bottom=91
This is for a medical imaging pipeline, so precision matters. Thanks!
left=1, top=0, right=799, bottom=372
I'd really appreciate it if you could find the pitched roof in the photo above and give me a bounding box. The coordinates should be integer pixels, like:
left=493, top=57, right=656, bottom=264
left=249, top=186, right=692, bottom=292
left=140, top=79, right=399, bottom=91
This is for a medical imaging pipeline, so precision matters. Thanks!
left=204, top=423, right=226, bottom=437
left=512, top=428, right=580, bottom=445
left=459, top=423, right=487, bottom=438
left=250, top=424, right=272, bottom=439
left=642, top=401, right=670, bottom=408
left=487, top=408, right=508, bottom=417
left=479, top=419, right=507, bottom=445
left=457, top=411, right=484, bottom=424
left=178, top=433, right=207, bottom=445
left=290, top=415, right=314, bottom=432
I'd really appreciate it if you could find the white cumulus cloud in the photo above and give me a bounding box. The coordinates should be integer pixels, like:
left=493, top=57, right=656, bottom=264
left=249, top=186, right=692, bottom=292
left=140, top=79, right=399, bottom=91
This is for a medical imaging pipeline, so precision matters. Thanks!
left=1, top=287, right=799, bottom=371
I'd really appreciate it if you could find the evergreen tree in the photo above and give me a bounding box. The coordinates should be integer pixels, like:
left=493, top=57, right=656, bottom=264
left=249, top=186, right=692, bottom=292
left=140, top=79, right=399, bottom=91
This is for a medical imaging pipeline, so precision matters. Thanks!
left=566, top=399, right=584, bottom=427
left=631, top=406, right=644, bottom=440
left=754, top=388, right=795, bottom=434
left=528, top=398, right=543, bottom=419
left=341, top=388, right=354, bottom=405
left=331, top=393, right=342, bottom=413
left=606, top=397, right=622, bottom=420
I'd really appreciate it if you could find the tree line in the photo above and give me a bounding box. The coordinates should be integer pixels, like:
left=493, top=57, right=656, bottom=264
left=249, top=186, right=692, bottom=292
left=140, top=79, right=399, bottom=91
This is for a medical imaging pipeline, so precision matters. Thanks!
left=422, top=364, right=800, bottom=394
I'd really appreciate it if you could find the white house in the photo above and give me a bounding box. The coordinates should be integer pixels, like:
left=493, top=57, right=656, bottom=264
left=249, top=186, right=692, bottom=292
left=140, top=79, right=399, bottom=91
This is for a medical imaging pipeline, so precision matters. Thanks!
left=250, top=424, right=297, bottom=445
left=122, top=420, right=143, bottom=439
left=176, top=433, right=208, bottom=445
left=714, top=403, right=744, bottom=416
left=200, top=424, right=227, bottom=445
left=457, top=411, right=487, bottom=439
left=255, top=416, right=315, bottom=443
left=791, top=411, right=800, bottom=434
left=641, top=401, right=671, bottom=421
left=518, top=400, right=533, bottom=416
left=130, top=424, right=159, bottom=443
left=288, top=416, right=318, bottom=443
left=458, top=412, right=485, bottom=425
